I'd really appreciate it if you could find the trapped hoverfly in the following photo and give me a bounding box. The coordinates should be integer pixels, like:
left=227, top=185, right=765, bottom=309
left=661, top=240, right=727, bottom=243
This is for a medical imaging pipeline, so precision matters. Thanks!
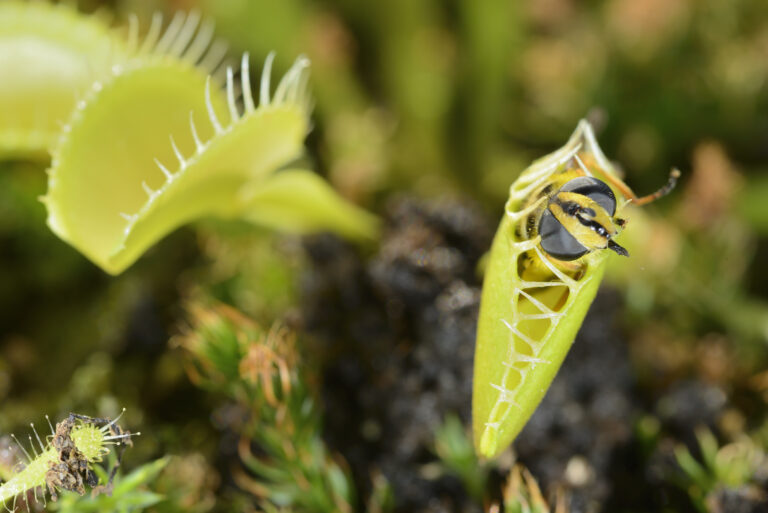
left=472, top=120, right=679, bottom=458
left=516, top=150, right=679, bottom=282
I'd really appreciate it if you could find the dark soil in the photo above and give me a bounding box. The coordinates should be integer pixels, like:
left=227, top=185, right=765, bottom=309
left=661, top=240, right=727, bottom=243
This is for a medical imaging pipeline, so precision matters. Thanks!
left=302, top=197, right=491, bottom=513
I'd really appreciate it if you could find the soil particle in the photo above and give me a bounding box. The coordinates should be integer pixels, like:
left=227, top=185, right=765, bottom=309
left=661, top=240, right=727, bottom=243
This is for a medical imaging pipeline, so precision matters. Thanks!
left=655, top=379, right=727, bottom=438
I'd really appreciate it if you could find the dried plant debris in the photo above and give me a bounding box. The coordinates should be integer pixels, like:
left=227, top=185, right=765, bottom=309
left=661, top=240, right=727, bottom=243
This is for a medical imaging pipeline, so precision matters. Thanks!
left=489, top=465, right=569, bottom=513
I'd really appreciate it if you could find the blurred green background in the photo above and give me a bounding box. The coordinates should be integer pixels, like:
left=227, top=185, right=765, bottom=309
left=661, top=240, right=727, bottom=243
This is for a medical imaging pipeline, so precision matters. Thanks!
left=2, top=0, right=768, bottom=511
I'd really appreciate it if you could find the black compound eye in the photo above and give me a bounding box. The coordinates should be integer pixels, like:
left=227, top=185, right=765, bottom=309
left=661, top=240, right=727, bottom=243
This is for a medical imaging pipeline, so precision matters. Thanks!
left=538, top=209, right=589, bottom=261
left=559, top=177, right=617, bottom=216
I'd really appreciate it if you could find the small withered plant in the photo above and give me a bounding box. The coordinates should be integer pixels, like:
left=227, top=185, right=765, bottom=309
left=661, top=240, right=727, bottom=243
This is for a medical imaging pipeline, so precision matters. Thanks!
left=491, top=466, right=568, bottom=513
left=0, top=411, right=135, bottom=511
left=433, top=415, right=569, bottom=513
left=176, top=301, right=391, bottom=513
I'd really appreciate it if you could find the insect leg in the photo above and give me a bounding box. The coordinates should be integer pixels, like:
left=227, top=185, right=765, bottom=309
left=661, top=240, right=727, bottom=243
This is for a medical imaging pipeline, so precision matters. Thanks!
left=631, top=168, right=681, bottom=206
left=600, top=168, right=680, bottom=206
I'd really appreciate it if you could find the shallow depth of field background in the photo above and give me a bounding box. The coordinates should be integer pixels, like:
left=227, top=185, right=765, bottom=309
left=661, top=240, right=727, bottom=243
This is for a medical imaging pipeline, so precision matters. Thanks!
left=2, top=0, right=768, bottom=512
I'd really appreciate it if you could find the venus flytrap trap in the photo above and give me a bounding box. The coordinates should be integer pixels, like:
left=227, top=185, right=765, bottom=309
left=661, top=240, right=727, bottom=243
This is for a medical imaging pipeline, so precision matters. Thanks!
left=0, top=412, right=134, bottom=510
left=41, top=10, right=292, bottom=274
left=0, top=2, right=376, bottom=274
left=473, top=120, right=679, bottom=458
left=42, top=16, right=376, bottom=274
left=0, top=5, right=235, bottom=158
left=0, top=1, right=129, bottom=158
left=44, top=47, right=231, bottom=274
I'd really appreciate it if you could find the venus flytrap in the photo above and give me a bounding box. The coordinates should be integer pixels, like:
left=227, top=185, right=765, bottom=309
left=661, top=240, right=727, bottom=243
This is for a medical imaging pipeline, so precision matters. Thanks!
left=43, top=53, right=231, bottom=274
left=240, top=168, right=379, bottom=240
left=0, top=1, right=129, bottom=157
left=42, top=16, right=376, bottom=274
left=473, top=121, right=624, bottom=458
left=0, top=3, right=375, bottom=274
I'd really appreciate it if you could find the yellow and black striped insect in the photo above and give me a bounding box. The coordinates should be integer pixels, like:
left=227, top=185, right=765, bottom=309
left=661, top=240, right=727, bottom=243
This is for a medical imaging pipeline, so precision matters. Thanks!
left=517, top=155, right=680, bottom=281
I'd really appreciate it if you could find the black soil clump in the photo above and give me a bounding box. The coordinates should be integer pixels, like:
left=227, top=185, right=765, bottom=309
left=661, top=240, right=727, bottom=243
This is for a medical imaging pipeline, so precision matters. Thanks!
left=302, top=196, right=491, bottom=513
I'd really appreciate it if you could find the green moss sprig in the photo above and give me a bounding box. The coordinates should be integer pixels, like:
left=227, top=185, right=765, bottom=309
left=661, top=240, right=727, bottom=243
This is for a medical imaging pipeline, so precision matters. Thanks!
left=675, top=428, right=768, bottom=512
left=176, top=301, right=381, bottom=513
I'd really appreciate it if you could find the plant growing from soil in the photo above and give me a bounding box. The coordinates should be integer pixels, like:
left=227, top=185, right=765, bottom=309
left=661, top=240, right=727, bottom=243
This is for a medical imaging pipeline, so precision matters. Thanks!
left=674, top=427, right=768, bottom=512
left=176, top=301, right=390, bottom=513
left=0, top=412, right=133, bottom=510
left=1, top=4, right=376, bottom=275
left=491, top=465, right=568, bottom=513
left=472, top=120, right=678, bottom=459
left=6, top=1, right=767, bottom=512
left=472, top=121, right=622, bottom=458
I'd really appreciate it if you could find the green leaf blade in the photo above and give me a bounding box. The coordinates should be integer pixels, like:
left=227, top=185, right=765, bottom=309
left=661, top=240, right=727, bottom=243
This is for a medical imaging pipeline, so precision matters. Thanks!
left=45, top=57, right=229, bottom=273
left=241, top=168, right=379, bottom=241
left=45, top=54, right=314, bottom=275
